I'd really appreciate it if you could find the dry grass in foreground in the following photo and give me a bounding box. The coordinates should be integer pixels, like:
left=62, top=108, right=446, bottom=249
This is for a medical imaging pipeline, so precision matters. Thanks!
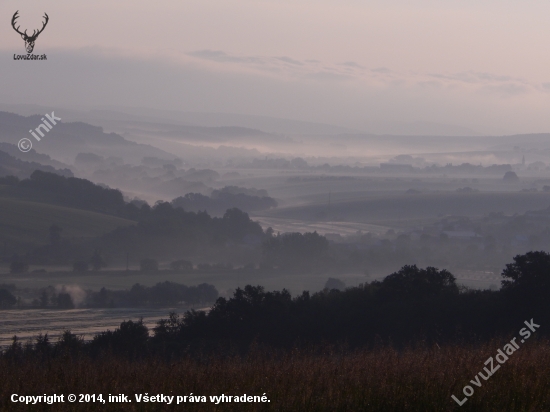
left=1, top=339, right=550, bottom=411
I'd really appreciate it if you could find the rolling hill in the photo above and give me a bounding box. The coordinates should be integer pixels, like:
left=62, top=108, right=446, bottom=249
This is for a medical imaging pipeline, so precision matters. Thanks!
left=0, top=195, right=136, bottom=244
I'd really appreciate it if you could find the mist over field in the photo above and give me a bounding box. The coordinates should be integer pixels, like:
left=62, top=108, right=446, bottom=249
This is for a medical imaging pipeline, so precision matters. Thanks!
left=2, top=1, right=550, bottom=410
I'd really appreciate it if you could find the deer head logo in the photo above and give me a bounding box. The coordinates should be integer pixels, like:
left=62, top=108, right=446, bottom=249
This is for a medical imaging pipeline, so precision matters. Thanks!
left=11, top=11, right=49, bottom=54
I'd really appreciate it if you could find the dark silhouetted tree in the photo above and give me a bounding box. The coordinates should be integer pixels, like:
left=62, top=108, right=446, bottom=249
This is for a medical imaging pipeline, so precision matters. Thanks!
left=325, top=278, right=346, bottom=291
left=91, top=319, right=149, bottom=358
left=503, top=171, right=519, bottom=182
left=501, top=251, right=550, bottom=291
left=39, top=290, right=49, bottom=308
left=0, top=289, right=17, bottom=308
left=56, top=293, right=75, bottom=309
left=379, top=265, right=458, bottom=300
left=90, top=249, right=106, bottom=271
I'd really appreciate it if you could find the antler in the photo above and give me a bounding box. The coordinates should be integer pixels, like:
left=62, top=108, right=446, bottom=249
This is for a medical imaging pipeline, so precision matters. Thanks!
left=31, top=13, right=49, bottom=39
left=11, top=11, right=49, bottom=39
left=11, top=11, right=26, bottom=37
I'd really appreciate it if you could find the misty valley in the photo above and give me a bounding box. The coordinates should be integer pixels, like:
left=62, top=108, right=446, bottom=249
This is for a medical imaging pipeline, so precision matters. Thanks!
left=2, top=108, right=550, bottom=410
left=5, top=1, right=550, bottom=409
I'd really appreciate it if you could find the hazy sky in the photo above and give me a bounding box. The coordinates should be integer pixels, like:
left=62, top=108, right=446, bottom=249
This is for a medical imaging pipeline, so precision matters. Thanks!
left=2, top=0, right=550, bottom=134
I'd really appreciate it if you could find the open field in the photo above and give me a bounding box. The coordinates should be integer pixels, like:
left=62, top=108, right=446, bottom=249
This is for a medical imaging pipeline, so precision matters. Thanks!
left=252, top=216, right=392, bottom=237
left=261, top=191, right=550, bottom=228
left=0, top=197, right=136, bottom=243
left=223, top=172, right=549, bottom=206
left=0, top=308, right=188, bottom=348
left=1, top=339, right=549, bottom=411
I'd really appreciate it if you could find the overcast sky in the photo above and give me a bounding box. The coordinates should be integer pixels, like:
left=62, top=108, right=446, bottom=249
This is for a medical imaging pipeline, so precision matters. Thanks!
left=2, top=0, right=550, bottom=135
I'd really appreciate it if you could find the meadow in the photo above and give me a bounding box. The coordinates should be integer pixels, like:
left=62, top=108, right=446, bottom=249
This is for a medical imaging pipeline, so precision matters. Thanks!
left=0, top=196, right=135, bottom=244
left=263, top=190, right=550, bottom=227
left=1, top=339, right=549, bottom=411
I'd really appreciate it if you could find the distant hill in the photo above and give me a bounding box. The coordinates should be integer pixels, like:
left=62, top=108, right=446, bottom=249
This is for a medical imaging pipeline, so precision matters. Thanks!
left=0, top=170, right=133, bottom=218
left=0, top=196, right=135, bottom=244
left=96, top=108, right=361, bottom=135
left=0, top=150, right=73, bottom=179
left=0, top=111, right=174, bottom=165
left=0, top=171, right=137, bottom=244
left=0, top=104, right=361, bottom=135
left=0, top=142, right=72, bottom=170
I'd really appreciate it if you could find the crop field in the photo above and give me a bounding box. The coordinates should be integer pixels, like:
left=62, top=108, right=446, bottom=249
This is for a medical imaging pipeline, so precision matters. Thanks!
left=1, top=339, right=550, bottom=411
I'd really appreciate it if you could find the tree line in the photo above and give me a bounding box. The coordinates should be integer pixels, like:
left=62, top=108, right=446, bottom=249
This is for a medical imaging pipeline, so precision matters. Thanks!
left=4, top=251, right=550, bottom=359
left=0, top=281, right=218, bottom=310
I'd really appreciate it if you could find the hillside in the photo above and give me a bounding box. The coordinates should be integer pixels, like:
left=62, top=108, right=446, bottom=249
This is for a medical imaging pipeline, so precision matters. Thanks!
left=0, top=196, right=136, bottom=244
left=0, top=111, right=174, bottom=165
left=0, top=150, right=73, bottom=179
left=0, top=142, right=72, bottom=170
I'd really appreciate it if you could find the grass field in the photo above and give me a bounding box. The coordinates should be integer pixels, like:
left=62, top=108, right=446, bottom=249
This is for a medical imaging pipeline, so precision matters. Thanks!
left=262, top=191, right=550, bottom=228
left=0, top=197, right=136, bottom=244
left=1, top=339, right=549, bottom=411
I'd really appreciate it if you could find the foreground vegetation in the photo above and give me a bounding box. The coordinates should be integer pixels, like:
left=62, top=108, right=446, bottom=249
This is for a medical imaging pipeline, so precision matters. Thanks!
left=1, top=340, right=549, bottom=411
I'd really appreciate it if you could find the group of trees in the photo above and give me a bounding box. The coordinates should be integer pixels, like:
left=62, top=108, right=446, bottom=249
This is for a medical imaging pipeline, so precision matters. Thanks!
left=0, top=151, right=73, bottom=180
left=88, top=282, right=218, bottom=308
left=4, top=170, right=273, bottom=269
left=142, top=252, right=550, bottom=351
left=171, top=187, right=277, bottom=216
left=7, top=171, right=275, bottom=228
left=105, top=204, right=265, bottom=246
left=11, top=247, right=107, bottom=274
left=73, top=250, right=106, bottom=272
left=16, top=170, right=130, bottom=216
left=6, top=252, right=550, bottom=356
left=25, top=288, right=76, bottom=309
left=0, top=288, right=17, bottom=308
left=2, top=281, right=219, bottom=310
